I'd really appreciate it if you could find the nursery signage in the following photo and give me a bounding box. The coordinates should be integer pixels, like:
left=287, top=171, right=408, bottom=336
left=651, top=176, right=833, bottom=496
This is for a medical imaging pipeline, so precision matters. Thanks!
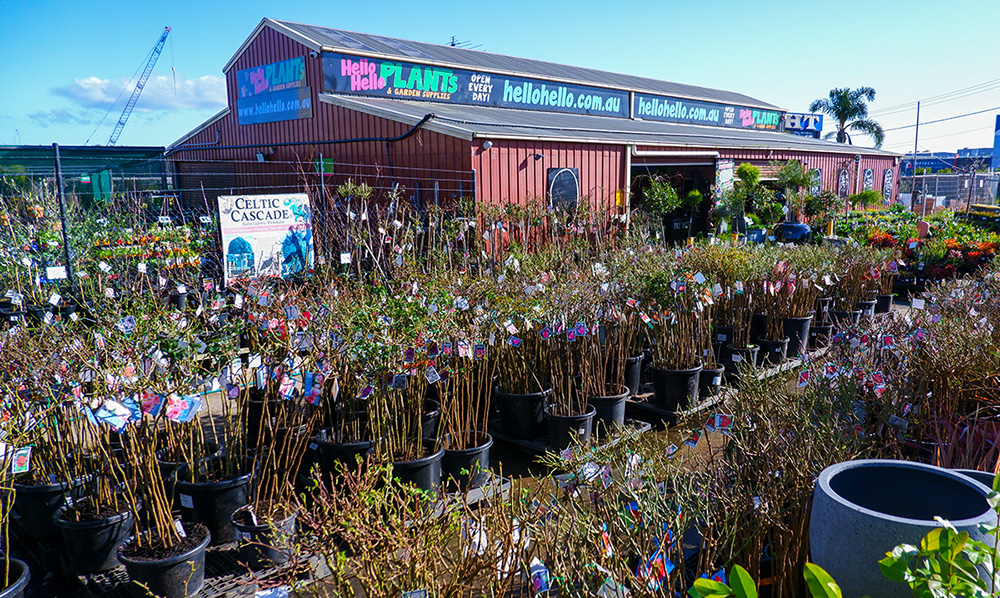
left=323, top=52, right=628, bottom=117
left=217, top=193, right=314, bottom=285
left=236, top=57, right=313, bottom=125
left=634, top=93, right=782, bottom=130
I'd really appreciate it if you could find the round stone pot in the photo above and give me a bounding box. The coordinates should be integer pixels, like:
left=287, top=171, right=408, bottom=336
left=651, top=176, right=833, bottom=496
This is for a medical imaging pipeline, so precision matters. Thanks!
left=810, top=459, right=998, bottom=598
left=952, top=468, right=995, bottom=490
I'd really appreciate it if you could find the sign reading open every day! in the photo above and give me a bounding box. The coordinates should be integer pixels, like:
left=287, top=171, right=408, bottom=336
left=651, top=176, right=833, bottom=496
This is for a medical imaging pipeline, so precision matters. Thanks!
left=218, top=193, right=314, bottom=286
left=323, top=51, right=783, bottom=129
left=322, top=52, right=629, bottom=118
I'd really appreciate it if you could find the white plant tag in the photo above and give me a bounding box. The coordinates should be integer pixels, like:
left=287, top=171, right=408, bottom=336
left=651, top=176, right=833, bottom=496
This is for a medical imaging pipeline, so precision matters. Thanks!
left=179, top=494, right=194, bottom=508
left=174, top=519, right=187, bottom=538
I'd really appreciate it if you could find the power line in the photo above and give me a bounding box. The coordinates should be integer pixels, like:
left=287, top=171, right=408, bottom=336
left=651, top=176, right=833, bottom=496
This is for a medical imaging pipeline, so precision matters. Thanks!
left=884, top=125, right=993, bottom=148
left=883, top=105, right=1000, bottom=132
left=870, top=77, right=1000, bottom=116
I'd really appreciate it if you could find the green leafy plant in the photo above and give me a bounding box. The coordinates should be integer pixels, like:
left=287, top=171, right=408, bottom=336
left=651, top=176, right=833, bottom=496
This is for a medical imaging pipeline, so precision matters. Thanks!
left=689, top=563, right=842, bottom=598
left=644, top=176, right=682, bottom=214
left=879, top=472, right=1000, bottom=597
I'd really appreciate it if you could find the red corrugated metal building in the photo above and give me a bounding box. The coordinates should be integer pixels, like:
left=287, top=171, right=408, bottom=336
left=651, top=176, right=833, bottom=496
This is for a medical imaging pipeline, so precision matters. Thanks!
left=167, top=18, right=900, bottom=220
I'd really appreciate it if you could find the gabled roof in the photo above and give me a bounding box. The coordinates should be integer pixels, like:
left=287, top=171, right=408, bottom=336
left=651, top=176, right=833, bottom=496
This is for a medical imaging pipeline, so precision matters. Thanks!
left=167, top=108, right=230, bottom=151
left=226, top=18, right=780, bottom=111
left=319, top=94, right=899, bottom=157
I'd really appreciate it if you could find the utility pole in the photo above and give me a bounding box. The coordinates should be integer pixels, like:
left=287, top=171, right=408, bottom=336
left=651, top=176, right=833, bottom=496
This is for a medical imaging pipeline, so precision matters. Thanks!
left=52, top=143, right=76, bottom=295
left=912, top=102, right=924, bottom=218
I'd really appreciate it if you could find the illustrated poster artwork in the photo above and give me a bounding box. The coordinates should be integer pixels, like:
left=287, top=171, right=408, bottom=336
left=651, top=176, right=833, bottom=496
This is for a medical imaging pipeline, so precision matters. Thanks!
left=218, top=193, right=314, bottom=286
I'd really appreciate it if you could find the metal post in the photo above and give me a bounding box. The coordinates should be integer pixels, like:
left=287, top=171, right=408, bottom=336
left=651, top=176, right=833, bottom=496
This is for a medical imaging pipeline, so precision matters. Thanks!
left=318, top=152, right=326, bottom=259
left=912, top=102, right=924, bottom=218
left=52, top=143, right=76, bottom=294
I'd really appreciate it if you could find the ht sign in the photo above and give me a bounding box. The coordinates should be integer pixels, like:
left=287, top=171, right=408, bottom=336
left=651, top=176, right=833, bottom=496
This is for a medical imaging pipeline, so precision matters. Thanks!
left=783, top=113, right=823, bottom=132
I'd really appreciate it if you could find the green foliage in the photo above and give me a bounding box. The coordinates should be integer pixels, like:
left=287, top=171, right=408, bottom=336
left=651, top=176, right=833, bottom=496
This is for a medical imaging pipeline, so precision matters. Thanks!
left=880, top=472, right=1000, bottom=597
left=644, top=176, right=681, bottom=214
left=689, top=563, right=841, bottom=598
left=775, top=160, right=814, bottom=192
left=849, top=190, right=883, bottom=209
left=809, top=86, right=886, bottom=148
left=736, top=163, right=761, bottom=187
left=684, top=189, right=704, bottom=209
left=756, top=201, right=785, bottom=228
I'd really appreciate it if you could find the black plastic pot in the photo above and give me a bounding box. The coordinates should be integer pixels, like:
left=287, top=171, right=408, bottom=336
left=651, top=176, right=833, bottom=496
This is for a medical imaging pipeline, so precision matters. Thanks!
left=156, top=441, right=224, bottom=505
left=622, top=354, right=644, bottom=396
left=494, top=386, right=551, bottom=440
left=421, top=398, right=441, bottom=440
left=442, top=434, right=493, bottom=492
left=175, top=459, right=253, bottom=545
left=118, top=523, right=210, bottom=598
left=713, top=326, right=735, bottom=361
left=232, top=506, right=297, bottom=570
left=587, top=384, right=629, bottom=436
left=54, top=505, right=134, bottom=573
left=874, top=294, right=894, bottom=314
left=307, top=428, right=374, bottom=477
left=23, top=305, right=52, bottom=326
left=13, top=476, right=89, bottom=540
left=169, top=291, right=188, bottom=312
left=0, top=558, right=29, bottom=598
left=782, top=316, right=812, bottom=359
left=545, top=404, right=596, bottom=451
left=757, top=337, right=789, bottom=366
left=830, top=310, right=861, bottom=327
left=814, top=297, right=832, bottom=325
left=725, top=346, right=759, bottom=381
left=855, top=299, right=877, bottom=320
left=650, top=364, right=703, bottom=411
left=809, top=324, right=834, bottom=349
left=391, top=443, right=444, bottom=495
left=750, top=313, right=767, bottom=343
left=699, top=363, right=725, bottom=399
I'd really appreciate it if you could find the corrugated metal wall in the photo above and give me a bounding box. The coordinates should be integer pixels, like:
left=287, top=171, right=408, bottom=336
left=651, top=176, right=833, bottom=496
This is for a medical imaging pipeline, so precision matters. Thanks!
left=471, top=139, right=625, bottom=214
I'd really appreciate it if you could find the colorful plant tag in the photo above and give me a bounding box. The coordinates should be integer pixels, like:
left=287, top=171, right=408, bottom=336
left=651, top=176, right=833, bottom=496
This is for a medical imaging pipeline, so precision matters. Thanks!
left=11, top=447, right=30, bottom=474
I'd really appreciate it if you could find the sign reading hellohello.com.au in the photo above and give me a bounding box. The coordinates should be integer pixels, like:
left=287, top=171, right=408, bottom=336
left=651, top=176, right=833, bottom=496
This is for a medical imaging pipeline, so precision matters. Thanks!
left=323, top=52, right=630, bottom=117
left=323, top=52, right=784, bottom=130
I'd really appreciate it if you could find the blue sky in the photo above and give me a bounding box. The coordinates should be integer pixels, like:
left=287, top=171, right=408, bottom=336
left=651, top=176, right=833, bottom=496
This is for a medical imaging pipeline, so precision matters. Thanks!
left=2, top=0, right=998, bottom=155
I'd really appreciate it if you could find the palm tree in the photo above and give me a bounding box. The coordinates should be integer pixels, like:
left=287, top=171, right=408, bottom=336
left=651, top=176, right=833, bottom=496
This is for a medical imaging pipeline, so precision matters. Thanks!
left=809, top=87, right=886, bottom=149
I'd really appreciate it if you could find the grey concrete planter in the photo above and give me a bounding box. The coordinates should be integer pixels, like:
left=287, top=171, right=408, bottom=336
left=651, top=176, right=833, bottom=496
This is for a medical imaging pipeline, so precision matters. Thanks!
left=810, top=459, right=998, bottom=598
left=952, top=468, right=996, bottom=491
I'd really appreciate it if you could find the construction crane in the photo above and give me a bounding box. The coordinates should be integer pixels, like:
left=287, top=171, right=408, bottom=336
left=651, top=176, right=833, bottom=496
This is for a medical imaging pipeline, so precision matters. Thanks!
left=107, top=26, right=171, bottom=146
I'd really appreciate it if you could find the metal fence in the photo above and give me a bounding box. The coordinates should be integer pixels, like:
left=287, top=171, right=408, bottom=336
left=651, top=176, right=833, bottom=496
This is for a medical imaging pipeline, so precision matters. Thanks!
left=901, top=173, right=1000, bottom=210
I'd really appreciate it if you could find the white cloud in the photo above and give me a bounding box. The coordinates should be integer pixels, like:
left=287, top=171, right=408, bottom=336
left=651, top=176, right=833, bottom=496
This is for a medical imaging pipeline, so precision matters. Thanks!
left=52, top=73, right=226, bottom=111
left=28, top=108, right=94, bottom=127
